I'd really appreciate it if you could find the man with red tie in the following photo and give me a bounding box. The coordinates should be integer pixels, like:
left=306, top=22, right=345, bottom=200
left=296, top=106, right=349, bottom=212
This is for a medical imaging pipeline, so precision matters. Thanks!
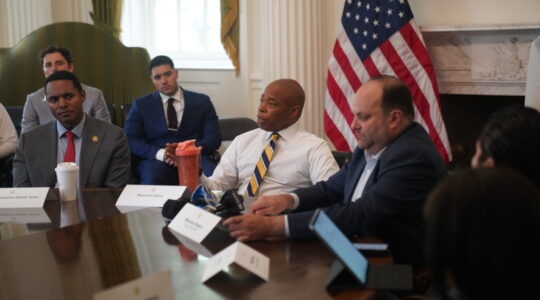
left=13, top=71, right=131, bottom=188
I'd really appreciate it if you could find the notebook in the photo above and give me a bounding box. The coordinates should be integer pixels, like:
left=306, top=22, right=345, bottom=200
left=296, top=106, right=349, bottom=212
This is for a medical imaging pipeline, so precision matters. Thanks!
left=309, top=209, right=413, bottom=291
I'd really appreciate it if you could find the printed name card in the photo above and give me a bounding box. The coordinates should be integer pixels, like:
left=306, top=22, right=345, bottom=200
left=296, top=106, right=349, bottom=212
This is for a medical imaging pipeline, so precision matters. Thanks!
left=202, top=241, right=270, bottom=282
left=93, top=270, right=173, bottom=300
left=0, top=187, right=49, bottom=208
left=115, top=185, right=186, bottom=212
left=168, top=203, right=221, bottom=243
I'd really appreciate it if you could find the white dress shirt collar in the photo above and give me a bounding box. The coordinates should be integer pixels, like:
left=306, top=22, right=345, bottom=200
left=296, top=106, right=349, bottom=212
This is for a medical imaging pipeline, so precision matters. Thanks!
left=364, top=146, right=387, bottom=161
left=160, top=88, right=183, bottom=105
left=266, top=122, right=300, bottom=142
left=350, top=146, right=387, bottom=202
left=56, top=114, right=86, bottom=138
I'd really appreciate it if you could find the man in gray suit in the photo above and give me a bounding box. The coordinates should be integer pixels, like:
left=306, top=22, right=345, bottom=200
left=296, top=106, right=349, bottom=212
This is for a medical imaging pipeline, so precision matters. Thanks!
left=13, top=71, right=130, bottom=188
left=21, top=45, right=110, bottom=134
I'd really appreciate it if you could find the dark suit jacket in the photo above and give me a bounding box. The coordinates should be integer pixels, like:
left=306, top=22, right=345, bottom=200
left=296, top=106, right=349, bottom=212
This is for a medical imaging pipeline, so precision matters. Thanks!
left=13, top=116, right=131, bottom=188
left=289, top=123, right=447, bottom=268
left=124, top=89, right=221, bottom=171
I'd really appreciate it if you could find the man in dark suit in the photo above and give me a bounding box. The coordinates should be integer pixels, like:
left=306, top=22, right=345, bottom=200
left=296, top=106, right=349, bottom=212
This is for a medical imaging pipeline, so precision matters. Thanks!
left=124, top=55, right=221, bottom=184
left=13, top=71, right=131, bottom=188
left=223, top=75, right=447, bottom=268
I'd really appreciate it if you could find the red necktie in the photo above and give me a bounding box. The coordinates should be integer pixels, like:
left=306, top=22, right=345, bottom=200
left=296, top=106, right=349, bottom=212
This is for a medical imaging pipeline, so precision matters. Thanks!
left=64, top=131, right=75, bottom=162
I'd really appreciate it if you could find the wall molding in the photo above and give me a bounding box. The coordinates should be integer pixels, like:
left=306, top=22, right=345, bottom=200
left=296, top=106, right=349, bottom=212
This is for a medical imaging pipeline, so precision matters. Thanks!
left=422, top=25, right=540, bottom=95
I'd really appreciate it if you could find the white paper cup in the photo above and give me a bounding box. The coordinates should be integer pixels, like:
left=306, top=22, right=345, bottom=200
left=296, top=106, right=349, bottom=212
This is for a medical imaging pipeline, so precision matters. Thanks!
left=55, top=162, right=79, bottom=201
left=60, top=201, right=81, bottom=226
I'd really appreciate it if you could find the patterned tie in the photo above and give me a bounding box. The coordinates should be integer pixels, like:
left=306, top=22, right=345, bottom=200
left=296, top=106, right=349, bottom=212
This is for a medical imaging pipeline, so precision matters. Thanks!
left=167, top=98, right=178, bottom=129
left=246, top=132, right=279, bottom=197
left=64, top=131, right=75, bottom=162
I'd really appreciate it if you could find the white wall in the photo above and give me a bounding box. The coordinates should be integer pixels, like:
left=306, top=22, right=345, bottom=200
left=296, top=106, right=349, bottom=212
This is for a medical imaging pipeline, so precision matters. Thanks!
left=322, top=1, right=343, bottom=75
left=409, top=0, right=540, bottom=26
left=178, top=69, right=253, bottom=120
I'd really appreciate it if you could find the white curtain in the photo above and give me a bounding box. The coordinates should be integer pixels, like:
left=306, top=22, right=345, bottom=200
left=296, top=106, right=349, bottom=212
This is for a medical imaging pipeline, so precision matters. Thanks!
left=0, top=0, right=92, bottom=47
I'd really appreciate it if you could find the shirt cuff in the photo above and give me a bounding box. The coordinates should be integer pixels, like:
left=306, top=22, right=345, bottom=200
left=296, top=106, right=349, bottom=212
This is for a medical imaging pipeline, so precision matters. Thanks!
left=283, top=215, right=290, bottom=238
left=156, top=148, right=165, bottom=161
left=289, top=192, right=300, bottom=210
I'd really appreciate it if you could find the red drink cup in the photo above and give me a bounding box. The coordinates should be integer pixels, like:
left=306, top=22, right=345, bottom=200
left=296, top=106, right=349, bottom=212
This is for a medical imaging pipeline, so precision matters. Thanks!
left=175, top=140, right=201, bottom=191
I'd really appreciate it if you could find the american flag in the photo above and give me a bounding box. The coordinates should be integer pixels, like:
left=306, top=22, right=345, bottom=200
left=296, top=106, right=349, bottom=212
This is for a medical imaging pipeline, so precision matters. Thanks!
left=324, top=0, right=451, bottom=163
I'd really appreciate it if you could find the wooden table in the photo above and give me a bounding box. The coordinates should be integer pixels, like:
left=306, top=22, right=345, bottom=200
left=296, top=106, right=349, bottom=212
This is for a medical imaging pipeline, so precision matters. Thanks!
left=0, top=188, right=386, bottom=300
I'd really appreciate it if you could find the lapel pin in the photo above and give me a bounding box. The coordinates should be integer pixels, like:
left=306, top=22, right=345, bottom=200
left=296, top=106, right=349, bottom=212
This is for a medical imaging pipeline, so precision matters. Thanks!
left=92, top=136, right=99, bottom=143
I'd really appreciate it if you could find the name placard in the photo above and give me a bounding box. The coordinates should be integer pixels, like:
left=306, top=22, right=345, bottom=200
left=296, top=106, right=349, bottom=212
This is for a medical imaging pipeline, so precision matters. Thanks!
left=202, top=241, right=270, bottom=282
left=168, top=203, right=221, bottom=243
left=0, top=187, right=49, bottom=208
left=93, top=270, right=173, bottom=300
left=115, top=185, right=186, bottom=211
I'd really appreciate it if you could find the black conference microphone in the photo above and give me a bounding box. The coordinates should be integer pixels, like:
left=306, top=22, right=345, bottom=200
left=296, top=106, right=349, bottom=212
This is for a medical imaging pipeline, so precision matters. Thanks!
left=162, top=188, right=193, bottom=220
left=162, top=197, right=190, bottom=220
left=162, top=186, right=245, bottom=220
left=213, top=189, right=245, bottom=218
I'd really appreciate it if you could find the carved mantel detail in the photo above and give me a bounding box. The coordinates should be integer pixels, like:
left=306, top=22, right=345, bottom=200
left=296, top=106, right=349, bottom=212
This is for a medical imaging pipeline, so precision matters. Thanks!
left=421, top=24, right=540, bottom=95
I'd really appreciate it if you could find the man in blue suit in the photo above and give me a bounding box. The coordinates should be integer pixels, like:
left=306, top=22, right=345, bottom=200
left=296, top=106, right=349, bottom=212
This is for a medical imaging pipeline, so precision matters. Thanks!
left=125, top=55, right=221, bottom=184
left=223, top=75, right=447, bottom=269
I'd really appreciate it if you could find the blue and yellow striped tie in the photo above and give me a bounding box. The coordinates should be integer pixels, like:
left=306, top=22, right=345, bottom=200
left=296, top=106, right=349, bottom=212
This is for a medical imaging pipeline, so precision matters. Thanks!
left=246, top=132, right=279, bottom=197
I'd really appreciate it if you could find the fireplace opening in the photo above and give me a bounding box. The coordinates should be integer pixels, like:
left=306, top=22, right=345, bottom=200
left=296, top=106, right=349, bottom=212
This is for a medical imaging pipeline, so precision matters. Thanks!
left=440, top=94, right=525, bottom=170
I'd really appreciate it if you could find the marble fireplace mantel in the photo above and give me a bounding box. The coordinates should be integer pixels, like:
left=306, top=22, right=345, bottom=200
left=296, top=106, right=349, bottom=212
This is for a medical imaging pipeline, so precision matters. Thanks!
left=421, top=24, right=540, bottom=96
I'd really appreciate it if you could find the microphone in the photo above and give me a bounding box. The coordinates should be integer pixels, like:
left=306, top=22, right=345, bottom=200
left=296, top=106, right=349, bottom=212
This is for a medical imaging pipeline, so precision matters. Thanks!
left=161, top=184, right=245, bottom=220
left=214, top=189, right=244, bottom=217
left=162, top=196, right=190, bottom=220
left=191, top=184, right=218, bottom=208
left=162, top=187, right=193, bottom=220
left=195, top=187, right=244, bottom=217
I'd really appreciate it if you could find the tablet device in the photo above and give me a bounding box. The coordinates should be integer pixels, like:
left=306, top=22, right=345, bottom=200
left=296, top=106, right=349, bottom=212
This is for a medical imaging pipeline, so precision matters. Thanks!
left=354, top=243, right=390, bottom=257
left=309, top=209, right=412, bottom=291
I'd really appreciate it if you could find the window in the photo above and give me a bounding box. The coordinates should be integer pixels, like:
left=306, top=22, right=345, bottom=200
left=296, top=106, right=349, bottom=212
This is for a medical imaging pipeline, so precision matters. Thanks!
left=121, top=0, right=233, bottom=69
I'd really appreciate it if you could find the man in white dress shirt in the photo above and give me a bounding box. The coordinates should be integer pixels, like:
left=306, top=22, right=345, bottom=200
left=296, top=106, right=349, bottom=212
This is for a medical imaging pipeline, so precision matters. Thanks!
left=21, top=45, right=110, bottom=134
left=196, top=79, right=339, bottom=210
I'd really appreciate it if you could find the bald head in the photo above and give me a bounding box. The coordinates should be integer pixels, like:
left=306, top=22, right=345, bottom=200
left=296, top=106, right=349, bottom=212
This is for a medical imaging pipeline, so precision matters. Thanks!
left=270, top=79, right=305, bottom=107
left=257, top=79, right=305, bottom=132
